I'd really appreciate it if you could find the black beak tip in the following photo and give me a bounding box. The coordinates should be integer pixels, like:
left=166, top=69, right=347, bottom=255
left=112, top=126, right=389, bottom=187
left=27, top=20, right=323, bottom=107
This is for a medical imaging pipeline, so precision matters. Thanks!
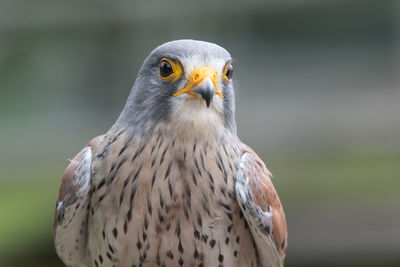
left=205, top=97, right=211, bottom=108
left=200, top=91, right=212, bottom=108
left=195, top=84, right=214, bottom=108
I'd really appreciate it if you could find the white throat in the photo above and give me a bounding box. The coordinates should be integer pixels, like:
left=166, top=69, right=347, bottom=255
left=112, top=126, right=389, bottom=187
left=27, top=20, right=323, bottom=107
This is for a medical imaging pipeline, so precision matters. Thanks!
left=157, top=95, right=227, bottom=142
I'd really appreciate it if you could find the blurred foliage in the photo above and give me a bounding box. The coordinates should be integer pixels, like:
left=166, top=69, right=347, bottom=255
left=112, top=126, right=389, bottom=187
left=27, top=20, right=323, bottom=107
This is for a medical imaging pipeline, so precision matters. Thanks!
left=272, top=153, right=400, bottom=209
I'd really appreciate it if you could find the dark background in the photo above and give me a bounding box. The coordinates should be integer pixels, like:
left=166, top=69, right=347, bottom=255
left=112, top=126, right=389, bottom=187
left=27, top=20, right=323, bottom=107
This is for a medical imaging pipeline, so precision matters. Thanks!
left=1, top=0, right=399, bottom=266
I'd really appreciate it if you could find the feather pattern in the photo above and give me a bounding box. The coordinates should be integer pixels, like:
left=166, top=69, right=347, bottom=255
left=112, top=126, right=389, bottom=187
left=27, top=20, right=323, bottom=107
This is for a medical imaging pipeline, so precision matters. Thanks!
left=235, top=141, right=287, bottom=267
left=54, top=136, right=104, bottom=267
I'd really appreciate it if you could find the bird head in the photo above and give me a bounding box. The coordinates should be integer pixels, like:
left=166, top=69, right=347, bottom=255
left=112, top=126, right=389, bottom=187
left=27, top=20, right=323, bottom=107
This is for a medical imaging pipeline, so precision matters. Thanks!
left=117, top=40, right=236, bottom=136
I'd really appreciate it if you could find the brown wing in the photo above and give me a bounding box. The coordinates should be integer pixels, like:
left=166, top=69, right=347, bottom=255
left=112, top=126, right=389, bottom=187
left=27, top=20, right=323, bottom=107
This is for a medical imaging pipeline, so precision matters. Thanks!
left=54, top=136, right=103, bottom=266
left=235, top=141, right=287, bottom=267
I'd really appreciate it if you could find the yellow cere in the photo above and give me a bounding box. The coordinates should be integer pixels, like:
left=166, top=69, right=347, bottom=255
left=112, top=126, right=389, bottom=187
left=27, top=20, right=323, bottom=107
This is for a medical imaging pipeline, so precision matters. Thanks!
left=159, top=58, right=183, bottom=83
left=173, top=66, right=224, bottom=98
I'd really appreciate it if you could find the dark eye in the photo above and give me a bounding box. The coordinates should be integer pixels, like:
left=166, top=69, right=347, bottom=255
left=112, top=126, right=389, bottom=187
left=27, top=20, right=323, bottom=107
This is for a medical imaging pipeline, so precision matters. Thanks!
left=223, top=62, right=233, bottom=81
left=159, top=58, right=183, bottom=82
left=159, top=59, right=174, bottom=77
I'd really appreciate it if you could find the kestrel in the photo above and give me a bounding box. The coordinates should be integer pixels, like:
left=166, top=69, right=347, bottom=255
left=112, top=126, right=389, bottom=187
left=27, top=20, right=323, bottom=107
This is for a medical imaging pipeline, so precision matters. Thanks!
left=54, top=40, right=287, bottom=267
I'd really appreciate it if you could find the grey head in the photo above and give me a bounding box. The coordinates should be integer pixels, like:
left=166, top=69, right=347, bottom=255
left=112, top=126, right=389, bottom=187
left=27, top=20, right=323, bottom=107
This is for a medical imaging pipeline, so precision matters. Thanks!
left=116, top=39, right=236, bottom=136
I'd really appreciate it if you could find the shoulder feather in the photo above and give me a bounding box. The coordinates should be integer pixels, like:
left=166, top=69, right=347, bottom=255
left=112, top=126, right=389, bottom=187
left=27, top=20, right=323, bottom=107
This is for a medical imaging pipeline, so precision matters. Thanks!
left=235, top=141, right=287, bottom=266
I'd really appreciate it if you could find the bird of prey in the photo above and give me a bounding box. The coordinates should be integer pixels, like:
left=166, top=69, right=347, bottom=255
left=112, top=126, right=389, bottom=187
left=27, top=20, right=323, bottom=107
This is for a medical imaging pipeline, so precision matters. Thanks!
left=54, top=40, right=287, bottom=267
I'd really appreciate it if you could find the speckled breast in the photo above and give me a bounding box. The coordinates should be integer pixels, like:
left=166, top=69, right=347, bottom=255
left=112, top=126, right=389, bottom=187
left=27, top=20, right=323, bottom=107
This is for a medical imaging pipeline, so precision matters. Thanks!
left=86, top=128, right=258, bottom=267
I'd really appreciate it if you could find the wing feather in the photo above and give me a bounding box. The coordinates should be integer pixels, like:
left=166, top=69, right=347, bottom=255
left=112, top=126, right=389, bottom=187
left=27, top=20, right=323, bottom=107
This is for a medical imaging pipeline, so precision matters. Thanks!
left=54, top=136, right=103, bottom=267
left=235, top=141, right=287, bottom=267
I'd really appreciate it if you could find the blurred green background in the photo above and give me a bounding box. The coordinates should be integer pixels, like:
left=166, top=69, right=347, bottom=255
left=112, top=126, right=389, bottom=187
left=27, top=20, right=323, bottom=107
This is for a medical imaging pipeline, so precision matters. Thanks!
left=1, top=0, right=399, bottom=266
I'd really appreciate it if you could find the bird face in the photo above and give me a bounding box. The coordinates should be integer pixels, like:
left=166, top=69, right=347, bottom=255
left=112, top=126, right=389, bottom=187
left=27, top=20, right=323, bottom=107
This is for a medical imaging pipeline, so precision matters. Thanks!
left=161, top=57, right=231, bottom=108
left=117, top=40, right=237, bottom=134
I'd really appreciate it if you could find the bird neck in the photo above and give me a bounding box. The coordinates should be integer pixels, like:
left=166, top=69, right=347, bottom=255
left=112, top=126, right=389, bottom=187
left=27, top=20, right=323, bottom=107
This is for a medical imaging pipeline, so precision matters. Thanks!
left=155, top=115, right=230, bottom=145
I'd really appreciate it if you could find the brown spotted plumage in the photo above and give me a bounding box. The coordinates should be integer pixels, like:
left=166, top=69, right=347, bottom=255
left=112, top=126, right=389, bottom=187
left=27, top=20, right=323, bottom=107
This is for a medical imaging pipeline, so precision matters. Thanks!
left=236, top=142, right=287, bottom=265
left=54, top=40, right=287, bottom=267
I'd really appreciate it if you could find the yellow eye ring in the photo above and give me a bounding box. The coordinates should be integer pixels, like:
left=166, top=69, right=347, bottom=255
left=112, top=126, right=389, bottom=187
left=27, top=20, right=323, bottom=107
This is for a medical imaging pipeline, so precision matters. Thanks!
left=222, top=61, right=233, bottom=82
left=159, top=58, right=183, bottom=83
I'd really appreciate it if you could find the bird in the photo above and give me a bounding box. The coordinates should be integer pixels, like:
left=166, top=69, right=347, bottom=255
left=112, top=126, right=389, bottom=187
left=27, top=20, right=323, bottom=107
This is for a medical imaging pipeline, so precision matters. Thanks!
left=54, top=39, right=287, bottom=267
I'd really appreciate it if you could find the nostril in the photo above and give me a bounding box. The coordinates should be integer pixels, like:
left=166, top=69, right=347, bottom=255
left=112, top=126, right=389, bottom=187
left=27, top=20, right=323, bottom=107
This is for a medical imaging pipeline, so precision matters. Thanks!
left=194, top=73, right=200, bottom=80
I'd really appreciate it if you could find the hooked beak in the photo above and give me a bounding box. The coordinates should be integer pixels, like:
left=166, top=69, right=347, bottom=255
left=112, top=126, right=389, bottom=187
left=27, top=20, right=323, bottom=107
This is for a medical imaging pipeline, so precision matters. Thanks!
left=193, top=78, right=215, bottom=108
left=172, top=66, right=224, bottom=108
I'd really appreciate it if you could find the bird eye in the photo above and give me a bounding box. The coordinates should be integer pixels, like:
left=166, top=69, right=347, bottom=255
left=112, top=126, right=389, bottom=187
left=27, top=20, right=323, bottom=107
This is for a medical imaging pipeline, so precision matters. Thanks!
left=159, top=60, right=173, bottom=77
left=159, top=58, right=183, bottom=82
left=223, top=62, right=233, bottom=82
